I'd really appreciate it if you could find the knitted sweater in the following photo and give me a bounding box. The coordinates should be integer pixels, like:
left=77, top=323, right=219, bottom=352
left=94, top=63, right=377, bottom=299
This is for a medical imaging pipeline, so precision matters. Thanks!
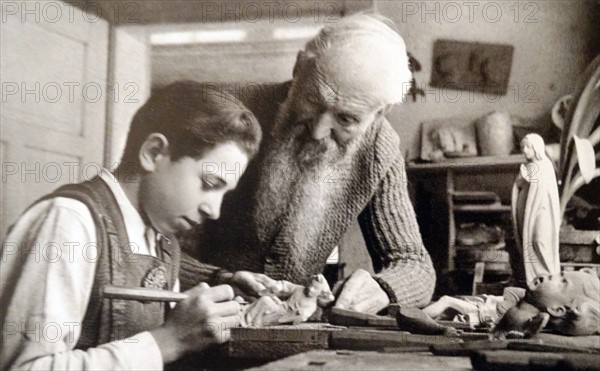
left=180, top=83, right=435, bottom=307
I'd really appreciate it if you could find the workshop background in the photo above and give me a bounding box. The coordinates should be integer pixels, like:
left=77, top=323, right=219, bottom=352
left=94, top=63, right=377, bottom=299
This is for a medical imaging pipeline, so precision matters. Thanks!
left=1, top=0, right=599, bottom=282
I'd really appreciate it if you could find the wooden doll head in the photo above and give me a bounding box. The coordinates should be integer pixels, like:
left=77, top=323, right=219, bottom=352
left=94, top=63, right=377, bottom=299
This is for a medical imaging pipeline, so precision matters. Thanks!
left=526, top=269, right=600, bottom=316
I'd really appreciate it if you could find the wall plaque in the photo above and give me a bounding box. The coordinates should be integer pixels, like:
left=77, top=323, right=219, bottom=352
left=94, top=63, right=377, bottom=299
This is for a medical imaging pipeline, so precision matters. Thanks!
left=430, top=39, right=514, bottom=95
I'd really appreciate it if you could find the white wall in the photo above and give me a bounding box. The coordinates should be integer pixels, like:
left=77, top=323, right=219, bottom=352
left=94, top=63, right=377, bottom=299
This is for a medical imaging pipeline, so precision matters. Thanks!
left=376, top=0, right=599, bottom=155
left=148, top=19, right=319, bottom=86
left=105, top=26, right=151, bottom=166
left=131, top=19, right=332, bottom=87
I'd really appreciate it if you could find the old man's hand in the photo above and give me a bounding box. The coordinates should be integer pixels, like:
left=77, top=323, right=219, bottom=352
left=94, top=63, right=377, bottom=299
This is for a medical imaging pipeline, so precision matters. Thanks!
left=334, top=269, right=390, bottom=314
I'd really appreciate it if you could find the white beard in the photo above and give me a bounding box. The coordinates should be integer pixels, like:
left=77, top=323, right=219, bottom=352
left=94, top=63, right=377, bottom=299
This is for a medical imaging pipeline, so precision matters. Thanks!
left=253, top=99, right=360, bottom=252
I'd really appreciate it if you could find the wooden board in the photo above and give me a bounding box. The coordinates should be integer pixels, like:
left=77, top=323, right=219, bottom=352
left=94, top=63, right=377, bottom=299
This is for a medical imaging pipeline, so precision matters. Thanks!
left=329, top=308, right=397, bottom=328
left=561, top=224, right=600, bottom=245
left=229, top=324, right=340, bottom=359
left=228, top=315, right=600, bottom=363
left=470, top=350, right=600, bottom=370
left=508, top=341, right=600, bottom=354
left=429, top=338, right=600, bottom=357
left=558, top=353, right=600, bottom=370
left=231, top=325, right=337, bottom=343
left=330, top=329, right=462, bottom=351
left=230, top=325, right=465, bottom=359
left=535, top=333, right=600, bottom=350
left=470, top=350, right=565, bottom=370
left=229, top=341, right=328, bottom=360
left=430, top=340, right=512, bottom=356
left=250, top=349, right=472, bottom=370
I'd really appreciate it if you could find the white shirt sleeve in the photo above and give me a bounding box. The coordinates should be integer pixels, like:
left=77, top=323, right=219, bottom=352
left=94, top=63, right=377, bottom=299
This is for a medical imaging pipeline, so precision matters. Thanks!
left=1, top=198, right=163, bottom=370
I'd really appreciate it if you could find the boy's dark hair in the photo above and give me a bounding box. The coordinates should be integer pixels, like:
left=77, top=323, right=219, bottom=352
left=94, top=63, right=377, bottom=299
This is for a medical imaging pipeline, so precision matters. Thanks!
left=120, top=81, right=262, bottom=167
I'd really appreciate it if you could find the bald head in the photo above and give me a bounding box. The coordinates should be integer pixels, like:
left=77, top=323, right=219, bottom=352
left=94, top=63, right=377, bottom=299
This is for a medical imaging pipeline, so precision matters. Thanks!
left=296, top=13, right=411, bottom=108
left=276, top=14, right=411, bottom=165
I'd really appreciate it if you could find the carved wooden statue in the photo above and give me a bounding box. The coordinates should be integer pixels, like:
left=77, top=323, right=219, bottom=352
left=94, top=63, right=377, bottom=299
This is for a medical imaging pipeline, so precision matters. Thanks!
left=512, top=134, right=561, bottom=287
left=422, top=270, right=600, bottom=337
left=494, top=269, right=600, bottom=337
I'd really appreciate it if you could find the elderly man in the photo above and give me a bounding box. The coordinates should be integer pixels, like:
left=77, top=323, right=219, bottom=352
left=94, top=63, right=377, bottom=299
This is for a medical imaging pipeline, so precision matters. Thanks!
left=181, top=14, right=436, bottom=314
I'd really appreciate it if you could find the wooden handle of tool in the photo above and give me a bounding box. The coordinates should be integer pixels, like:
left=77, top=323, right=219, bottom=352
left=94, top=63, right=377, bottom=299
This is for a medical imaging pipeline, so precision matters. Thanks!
left=103, top=285, right=188, bottom=302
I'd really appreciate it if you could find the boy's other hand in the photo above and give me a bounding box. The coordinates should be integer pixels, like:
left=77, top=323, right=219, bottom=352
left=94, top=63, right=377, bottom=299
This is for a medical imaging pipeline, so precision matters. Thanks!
left=151, top=283, right=241, bottom=363
left=229, top=271, right=301, bottom=299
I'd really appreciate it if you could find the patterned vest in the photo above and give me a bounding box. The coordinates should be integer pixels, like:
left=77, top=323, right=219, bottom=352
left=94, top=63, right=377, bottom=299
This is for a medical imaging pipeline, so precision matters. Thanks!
left=37, top=176, right=180, bottom=348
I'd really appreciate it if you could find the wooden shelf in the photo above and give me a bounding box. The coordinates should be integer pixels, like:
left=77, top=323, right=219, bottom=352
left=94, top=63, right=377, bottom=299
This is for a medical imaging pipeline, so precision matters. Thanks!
left=453, top=204, right=511, bottom=213
left=407, top=155, right=524, bottom=173
left=408, top=156, right=521, bottom=278
left=560, top=224, right=600, bottom=245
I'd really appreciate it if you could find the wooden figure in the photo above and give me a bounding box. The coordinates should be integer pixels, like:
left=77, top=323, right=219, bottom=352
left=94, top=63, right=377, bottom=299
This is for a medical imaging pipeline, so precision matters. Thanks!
left=241, top=274, right=334, bottom=326
left=512, top=133, right=561, bottom=287
left=493, top=269, right=600, bottom=338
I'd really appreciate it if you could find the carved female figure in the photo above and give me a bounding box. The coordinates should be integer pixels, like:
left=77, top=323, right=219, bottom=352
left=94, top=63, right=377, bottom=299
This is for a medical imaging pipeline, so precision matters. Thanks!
left=512, top=134, right=561, bottom=287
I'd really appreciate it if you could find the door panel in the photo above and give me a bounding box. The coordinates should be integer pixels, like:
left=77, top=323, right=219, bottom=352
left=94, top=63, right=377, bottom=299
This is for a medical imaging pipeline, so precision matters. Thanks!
left=1, top=0, right=109, bottom=239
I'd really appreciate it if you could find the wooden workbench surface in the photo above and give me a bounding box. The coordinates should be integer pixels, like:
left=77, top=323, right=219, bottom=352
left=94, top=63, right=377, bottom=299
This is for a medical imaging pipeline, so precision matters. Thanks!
left=168, top=327, right=599, bottom=370
left=250, top=350, right=472, bottom=370
left=171, top=308, right=599, bottom=370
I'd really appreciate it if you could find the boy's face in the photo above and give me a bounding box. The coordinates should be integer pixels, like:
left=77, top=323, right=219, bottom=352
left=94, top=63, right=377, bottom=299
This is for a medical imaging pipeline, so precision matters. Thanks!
left=528, top=271, right=592, bottom=309
left=140, top=140, right=249, bottom=234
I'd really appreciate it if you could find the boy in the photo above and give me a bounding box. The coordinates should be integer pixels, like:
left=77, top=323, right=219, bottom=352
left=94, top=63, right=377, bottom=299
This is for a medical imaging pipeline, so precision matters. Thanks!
left=1, top=81, right=262, bottom=369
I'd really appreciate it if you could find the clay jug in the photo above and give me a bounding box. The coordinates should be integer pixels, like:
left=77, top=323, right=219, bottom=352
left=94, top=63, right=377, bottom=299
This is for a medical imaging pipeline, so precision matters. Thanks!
left=476, top=111, right=514, bottom=156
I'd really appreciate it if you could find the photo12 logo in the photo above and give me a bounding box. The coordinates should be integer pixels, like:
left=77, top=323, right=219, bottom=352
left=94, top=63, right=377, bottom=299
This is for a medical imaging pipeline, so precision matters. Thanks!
left=398, top=2, right=540, bottom=24
left=2, top=82, right=140, bottom=104
left=194, top=1, right=342, bottom=23
left=1, top=1, right=140, bottom=24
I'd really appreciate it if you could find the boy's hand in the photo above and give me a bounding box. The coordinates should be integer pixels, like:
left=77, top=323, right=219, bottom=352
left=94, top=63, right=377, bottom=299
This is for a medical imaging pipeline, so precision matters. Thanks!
left=228, top=271, right=300, bottom=299
left=151, top=283, right=241, bottom=363
left=334, top=269, right=390, bottom=314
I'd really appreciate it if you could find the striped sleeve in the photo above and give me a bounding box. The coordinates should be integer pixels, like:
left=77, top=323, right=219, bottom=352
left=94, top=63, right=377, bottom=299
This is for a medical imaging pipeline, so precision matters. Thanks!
left=358, top=157, right=436, bottom=307
left=178, top=251, right=227, bottom=291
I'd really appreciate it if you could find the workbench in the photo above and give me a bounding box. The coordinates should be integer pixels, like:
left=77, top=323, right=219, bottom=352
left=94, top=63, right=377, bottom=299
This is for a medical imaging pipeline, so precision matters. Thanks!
left=252, top=349, right=471, bottom=370
left=252, top=347, right=600, bottom=370
left=169, top=321, right=600, bottom=370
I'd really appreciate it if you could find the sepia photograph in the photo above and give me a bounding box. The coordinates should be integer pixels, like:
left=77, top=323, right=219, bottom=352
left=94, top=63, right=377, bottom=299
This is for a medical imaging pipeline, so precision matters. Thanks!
left=1, top=0, right=599, bottom=369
